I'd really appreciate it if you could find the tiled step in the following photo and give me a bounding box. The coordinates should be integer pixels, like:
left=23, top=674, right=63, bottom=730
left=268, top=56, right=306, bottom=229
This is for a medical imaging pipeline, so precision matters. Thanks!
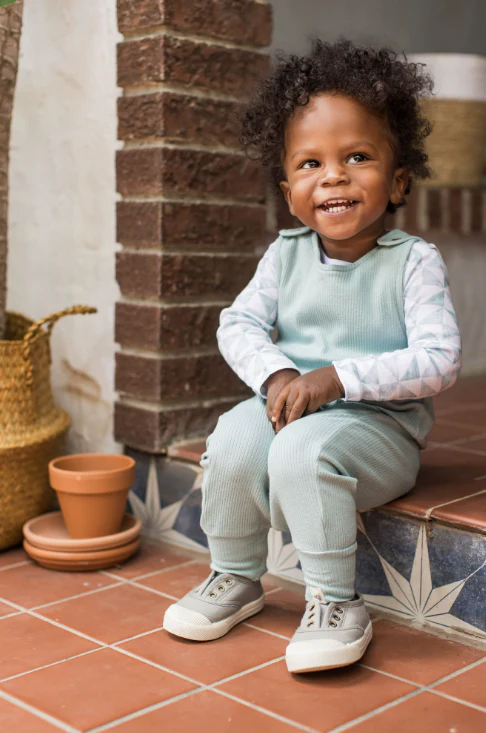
left=127, top=377, right=486, bottom=643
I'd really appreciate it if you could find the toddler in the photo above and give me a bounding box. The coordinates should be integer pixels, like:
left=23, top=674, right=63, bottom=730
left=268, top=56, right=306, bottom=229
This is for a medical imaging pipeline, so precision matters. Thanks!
left=163, top=39, right=461, bottom=674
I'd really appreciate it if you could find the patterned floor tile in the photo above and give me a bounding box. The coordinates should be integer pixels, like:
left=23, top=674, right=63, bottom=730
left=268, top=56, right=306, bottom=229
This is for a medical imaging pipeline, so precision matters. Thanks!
left=0, top=614, right=99, bottom=680
left=108, top=689, right=298, bottom=732
left=434, top=658, right=486, bottom=709
left=0, top=697, right=61, bottom=733
left=345, top=690, right=486, bottom=732
left=0, top=563, right=116, bottom=609
left=218, top=659, right=415, bottom=732
left=38, top=584, right=170, bottom=644
left=361, top=619, right=485, bottom=685
left=119, top=624, right=287, bottom=685
left=1, top=648, right=197, bottom=732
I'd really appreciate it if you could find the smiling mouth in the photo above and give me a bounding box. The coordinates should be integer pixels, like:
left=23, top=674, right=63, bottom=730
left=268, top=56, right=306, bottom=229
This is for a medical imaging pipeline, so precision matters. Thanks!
left=318, top=199, right=358, bottom=214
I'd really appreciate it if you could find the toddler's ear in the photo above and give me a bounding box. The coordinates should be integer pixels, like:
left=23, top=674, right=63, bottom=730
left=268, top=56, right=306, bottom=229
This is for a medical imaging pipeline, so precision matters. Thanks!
left=390, top=167, right=409, bottom=205
left=279, top=180, right=295, bottom=215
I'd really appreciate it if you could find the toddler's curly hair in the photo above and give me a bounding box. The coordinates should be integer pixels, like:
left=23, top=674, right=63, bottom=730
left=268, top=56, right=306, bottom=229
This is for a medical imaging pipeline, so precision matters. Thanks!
left=241, top=39, right=434, bottom=212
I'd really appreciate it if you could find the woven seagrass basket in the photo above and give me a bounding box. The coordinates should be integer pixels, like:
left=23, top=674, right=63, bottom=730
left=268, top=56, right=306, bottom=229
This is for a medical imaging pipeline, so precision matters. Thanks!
left=0, top=306, right=97, bottom=550
left=420, top=99, right=486, bottom=187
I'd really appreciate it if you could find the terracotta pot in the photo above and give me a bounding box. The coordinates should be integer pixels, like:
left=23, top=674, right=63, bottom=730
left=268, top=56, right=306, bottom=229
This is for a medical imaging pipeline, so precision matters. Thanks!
left=48, top=454, right=136, bottom=539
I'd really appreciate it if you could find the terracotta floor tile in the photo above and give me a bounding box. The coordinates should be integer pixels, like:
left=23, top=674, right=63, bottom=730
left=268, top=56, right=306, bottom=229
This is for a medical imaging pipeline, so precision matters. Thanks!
left=1, top=648, right=196, bottom=732
left=0, top=613, right=99, bottom=680
left=427, top=420, right=485, bottom=444
left=434, top=377, right=486, bottom=414
left=219, top=659, right=415, bottom=732
left=0, top=601, right=16, bottom=618
left=431, top=492, right=486, bottom=531
left=39, top=583, right=170, bottom=644
left=453, top=434, right=486, bottom=454
left=345, top=691, right=486, bottom=732
left=107, top=542, right=191, bottom=579
left=386, top=448, right=486, bottom=516
left=137, top=562, right=210, bottom=598
left=438, top=408, right=486, bottom=429
left=247, top=589, right=305, bottom=639
left=120, top=624, right=286, bottom=685
left=434, top=658, right=486, bottom=708
left=167, top=439, right=206, bottom=465
left=0, top=563, right=116, bottom=609
left=361, top=619, right=485, bottom=685
left=109, top=689, right=297, bottom=733
left=0, top=547, right=29, bottom=569
left=0, top=698, right=61, bottom=733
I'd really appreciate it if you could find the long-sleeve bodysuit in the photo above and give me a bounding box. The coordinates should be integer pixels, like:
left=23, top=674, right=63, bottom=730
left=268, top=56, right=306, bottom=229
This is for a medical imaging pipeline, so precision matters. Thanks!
left=199, top=228, right=462, bottom=602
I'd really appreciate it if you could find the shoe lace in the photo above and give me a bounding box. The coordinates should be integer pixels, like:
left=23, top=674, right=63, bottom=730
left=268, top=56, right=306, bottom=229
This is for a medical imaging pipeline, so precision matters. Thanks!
left=305, top=602, right=343, bottom=628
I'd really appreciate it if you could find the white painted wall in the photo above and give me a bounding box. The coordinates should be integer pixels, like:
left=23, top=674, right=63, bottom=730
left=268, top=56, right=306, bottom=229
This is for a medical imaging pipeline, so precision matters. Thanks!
left=7, top=0, right=121, bottom=454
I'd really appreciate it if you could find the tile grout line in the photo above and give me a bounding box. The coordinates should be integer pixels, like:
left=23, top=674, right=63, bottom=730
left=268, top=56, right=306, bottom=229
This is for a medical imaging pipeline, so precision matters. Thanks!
left=242, top=621, right=292, bottom=640
left=0, top=560, right=31, bottom=573
left=209, top=656, right=286, bottom=688
left=87, top=688, right=206, bottom=733
left=0, top=688, right=80, bottom=733
left=424, top=488, right=486, bottom=518
left=425, top=654, right=486, bottom=690
left=428, top=688, right=486, bottom=713
left=212, top=688, right=320, bottom=733
left=0, top=648, right=102, bottom=684
left=322, top=687, right=427, bottom=733
left=323, top=654, right=486, bottom=733
left=100, top=557, right=198, bottom=582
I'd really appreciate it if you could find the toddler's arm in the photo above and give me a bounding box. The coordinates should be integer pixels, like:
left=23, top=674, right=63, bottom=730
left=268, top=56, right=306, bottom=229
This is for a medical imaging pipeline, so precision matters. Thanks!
left=333, top=240, right=462, bottom=401
left=217, top=238, right=299, bottom=396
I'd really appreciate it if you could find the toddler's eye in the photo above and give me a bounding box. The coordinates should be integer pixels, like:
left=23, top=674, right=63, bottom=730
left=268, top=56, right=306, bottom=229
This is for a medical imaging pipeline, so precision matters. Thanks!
left=348, top=153, right=368, bottom=164
left=301, top=160, right=319, bottom=169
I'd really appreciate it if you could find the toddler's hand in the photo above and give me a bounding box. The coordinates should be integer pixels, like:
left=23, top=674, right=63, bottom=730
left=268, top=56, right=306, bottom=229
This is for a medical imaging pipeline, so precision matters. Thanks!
left=271, top=366, right=345, bottom=431
left=263, top=369, right=300, bottom=432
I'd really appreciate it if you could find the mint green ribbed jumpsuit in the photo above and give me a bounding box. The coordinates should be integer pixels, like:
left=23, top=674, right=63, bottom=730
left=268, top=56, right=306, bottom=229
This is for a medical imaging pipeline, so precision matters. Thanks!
left=200, top=229, right=433, bottom=602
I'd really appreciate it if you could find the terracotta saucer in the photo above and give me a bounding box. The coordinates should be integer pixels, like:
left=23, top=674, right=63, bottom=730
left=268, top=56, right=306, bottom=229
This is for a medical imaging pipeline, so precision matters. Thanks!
left=23, top=537, right=141, bottom=572
left=23, top=512, right=142, bottom=553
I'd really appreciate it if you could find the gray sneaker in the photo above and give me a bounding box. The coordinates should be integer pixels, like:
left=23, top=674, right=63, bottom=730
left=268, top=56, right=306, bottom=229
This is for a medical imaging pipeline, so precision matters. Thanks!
left=163, top=570, right=265, bottom=641
left=286, top=588, right=372, bottom=673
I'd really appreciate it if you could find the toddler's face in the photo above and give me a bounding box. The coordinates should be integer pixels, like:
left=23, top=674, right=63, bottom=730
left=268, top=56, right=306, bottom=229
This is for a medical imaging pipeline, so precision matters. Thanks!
left=280, top=94, right=408, bottom=249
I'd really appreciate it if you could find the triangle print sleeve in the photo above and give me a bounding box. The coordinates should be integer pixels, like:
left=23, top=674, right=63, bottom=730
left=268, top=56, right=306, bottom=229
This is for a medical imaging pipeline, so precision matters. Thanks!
left=217, top=238, right=300, bottom=398
left=333, top=240, right=462, bottom=402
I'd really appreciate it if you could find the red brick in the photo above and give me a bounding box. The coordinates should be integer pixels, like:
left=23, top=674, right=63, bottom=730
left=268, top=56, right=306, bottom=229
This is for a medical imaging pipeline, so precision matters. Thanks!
left=115, top=302, right=222, bottom=350
left=449, top=188, right=463, bottom=232
left=427, top=188, right=442, bottom=229
left=275, top=190, right=300, bottom=231
left=116, top=201, right=266, bottom=251
left=403, top=186, right=419, bottom=234
left=116, top=352, right=250, bottom=401
left=116, top=148, right=265, bottom=202
left=118, top=92, right=241, bottom=148
left=470, top=188, right=483, bottom=232
left=116, top=251, right=161, bottom=300
left=117, top=0, right=272, bottom=48
left=115, top=399, right=241, bottom=451
left=117, top=36, right=269, bottom=97
left=116, top=250, right=259, bottom=300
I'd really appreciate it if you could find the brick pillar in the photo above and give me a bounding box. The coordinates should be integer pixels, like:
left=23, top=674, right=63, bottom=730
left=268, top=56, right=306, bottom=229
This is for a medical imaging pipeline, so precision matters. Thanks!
left=114, top=0, right=272, bottom=453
